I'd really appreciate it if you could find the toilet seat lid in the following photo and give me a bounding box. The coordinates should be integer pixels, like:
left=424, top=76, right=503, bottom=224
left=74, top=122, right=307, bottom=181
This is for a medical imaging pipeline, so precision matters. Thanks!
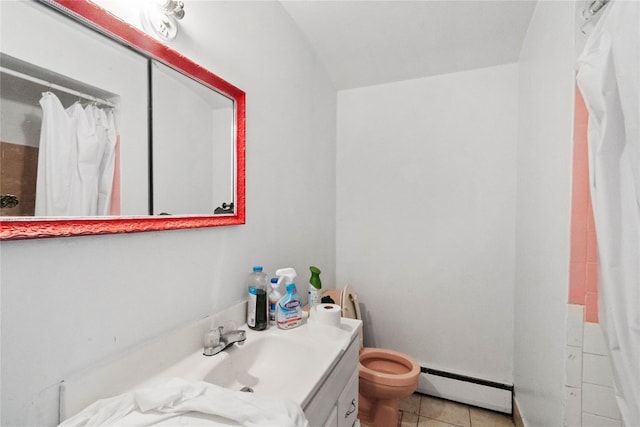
left=340, top=284, right=363, bottom=348
left=341, top=284, right=361, bottom=320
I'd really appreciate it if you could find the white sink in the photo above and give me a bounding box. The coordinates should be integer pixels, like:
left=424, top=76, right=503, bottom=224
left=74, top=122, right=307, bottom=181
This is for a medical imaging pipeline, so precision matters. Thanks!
left=203, top=335, right=317, bottom=391
left=139, top=319, right=361, bottom=407
left=60, top=305, right=362, bottom=424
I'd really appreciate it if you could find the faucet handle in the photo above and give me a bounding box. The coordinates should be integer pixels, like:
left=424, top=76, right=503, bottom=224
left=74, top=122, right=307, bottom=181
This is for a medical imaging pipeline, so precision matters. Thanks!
left=203, top=328, right=221, bottom=356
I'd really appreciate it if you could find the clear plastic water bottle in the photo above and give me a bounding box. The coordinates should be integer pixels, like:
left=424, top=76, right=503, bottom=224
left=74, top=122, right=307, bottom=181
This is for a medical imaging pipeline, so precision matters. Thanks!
left=247, top=266, right=269, bottom=330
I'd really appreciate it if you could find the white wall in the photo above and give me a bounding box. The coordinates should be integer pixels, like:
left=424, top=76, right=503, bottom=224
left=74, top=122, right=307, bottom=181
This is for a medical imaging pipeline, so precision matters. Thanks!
left=336, top=64, right=518, bottom=384
left=0, top=98, right=43, bottom=147
left=513, top=1, right=576, bottom=425
left=0, top=1, right=336, bottom=426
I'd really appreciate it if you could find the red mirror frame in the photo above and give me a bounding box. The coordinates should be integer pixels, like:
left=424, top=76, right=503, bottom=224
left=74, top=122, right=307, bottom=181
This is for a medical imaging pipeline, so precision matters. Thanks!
left=0, top=0, right=246, bottom=240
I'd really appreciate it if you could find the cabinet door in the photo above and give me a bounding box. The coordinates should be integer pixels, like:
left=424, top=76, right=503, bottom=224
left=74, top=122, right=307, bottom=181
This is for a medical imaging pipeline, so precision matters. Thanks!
left=337, top=369, right=359, bottom=427
left=304, top=337, right=359, bottom=425
left=323, top=405, right=338, bottom=427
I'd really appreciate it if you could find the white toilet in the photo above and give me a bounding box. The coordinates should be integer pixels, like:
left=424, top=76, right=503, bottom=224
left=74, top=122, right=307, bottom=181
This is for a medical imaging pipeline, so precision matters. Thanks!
left=322, top=285, right=420, bottom=426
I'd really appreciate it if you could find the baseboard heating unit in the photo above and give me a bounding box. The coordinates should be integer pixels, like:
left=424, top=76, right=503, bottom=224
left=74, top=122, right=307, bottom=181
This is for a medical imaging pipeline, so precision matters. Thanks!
left=417, top=367, right=513, bottom=414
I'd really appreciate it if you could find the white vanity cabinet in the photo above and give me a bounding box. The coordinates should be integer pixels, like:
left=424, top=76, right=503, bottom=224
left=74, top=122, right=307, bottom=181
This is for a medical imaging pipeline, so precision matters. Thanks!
left=304, top=335, right=360, bottom=427
left=60, top=310, right=363, bottom=427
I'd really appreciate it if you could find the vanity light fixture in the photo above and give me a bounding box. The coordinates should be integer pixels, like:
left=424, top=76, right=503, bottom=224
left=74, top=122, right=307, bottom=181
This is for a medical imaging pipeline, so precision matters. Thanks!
left=141, top=0, right=185, bottom=42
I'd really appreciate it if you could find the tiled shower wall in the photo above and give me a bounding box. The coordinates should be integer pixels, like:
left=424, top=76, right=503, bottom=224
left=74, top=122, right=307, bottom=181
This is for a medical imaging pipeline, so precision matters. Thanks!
left=570, top=88, right=598, bottom=322
left=565, top=89, right=621, bottom=427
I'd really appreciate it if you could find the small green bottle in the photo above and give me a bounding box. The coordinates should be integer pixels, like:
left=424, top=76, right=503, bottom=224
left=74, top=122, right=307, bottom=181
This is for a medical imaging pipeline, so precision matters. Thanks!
left=309, top=266, right=322, bottom=308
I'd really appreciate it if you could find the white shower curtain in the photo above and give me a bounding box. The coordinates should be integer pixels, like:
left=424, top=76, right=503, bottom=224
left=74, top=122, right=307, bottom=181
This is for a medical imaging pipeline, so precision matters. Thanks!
left=34, top=92, right=75, bottom=216
left=35, top=92, right=117, bottom=216
left=576, top=1, right=639, bottom=426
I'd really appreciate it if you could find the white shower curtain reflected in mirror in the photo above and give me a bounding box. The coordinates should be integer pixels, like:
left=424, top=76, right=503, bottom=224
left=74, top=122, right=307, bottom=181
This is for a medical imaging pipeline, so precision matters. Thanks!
left=577, top=1, right=639, bottom=425
left=35, top=92, right=118, bottom=216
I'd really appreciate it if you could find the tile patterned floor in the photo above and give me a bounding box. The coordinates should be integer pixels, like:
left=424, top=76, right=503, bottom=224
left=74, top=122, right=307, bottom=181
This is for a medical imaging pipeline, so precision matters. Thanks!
left=361, top=393, right=515, bottom=427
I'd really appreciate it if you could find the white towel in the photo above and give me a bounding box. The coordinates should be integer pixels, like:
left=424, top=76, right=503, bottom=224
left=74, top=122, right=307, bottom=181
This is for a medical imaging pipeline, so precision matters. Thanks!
left=58, top=377, right=309, bottom=427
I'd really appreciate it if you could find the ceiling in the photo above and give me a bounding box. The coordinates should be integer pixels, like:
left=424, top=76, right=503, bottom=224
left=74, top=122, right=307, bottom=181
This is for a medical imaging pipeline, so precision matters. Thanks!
left=280, top=1, right=538, bottom=90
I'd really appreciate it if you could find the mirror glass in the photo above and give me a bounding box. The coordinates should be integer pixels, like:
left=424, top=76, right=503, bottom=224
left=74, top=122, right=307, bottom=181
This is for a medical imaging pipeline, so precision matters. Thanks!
left=0, top=0, right=245, bottom=239
left=151, top=60, right=235, bottom=216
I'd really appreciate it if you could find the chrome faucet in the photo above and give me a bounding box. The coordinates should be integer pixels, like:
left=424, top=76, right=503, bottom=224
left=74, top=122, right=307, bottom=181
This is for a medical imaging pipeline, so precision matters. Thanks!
left=203, top=324, right=247, bottom=356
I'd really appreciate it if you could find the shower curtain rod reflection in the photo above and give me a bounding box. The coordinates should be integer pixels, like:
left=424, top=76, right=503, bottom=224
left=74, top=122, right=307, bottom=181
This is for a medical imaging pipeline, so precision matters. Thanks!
left=0, top=66, right=115, bottom=108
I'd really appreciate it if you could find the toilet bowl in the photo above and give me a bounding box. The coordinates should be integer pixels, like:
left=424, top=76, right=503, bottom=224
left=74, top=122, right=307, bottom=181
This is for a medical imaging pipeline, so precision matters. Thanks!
left=322, top=285, right=420, bottom=426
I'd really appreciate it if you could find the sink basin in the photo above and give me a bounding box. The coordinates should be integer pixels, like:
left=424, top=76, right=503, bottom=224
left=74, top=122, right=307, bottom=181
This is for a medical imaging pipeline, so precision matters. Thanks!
left=203, top=335, right=318, bottom=392
left=202, top=323, right=357, bottom=404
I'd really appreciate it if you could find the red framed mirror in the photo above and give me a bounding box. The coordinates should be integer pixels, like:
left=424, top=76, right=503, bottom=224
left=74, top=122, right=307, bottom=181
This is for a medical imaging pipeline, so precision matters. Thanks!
left=0, top=0, right=246, bottom=240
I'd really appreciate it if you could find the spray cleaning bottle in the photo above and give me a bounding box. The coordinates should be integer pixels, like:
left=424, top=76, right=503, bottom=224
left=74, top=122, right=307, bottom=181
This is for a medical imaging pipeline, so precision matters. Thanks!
left=268, top=277, right=282, bottom=326
left=308, top=266, right=322, bottom=309
left=275, top=268, right=302, bottom=329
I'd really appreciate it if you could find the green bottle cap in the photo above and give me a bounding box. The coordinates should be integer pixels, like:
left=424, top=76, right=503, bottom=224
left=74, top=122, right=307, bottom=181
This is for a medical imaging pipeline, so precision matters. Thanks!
left=309, top=266, right=322, bottom=290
